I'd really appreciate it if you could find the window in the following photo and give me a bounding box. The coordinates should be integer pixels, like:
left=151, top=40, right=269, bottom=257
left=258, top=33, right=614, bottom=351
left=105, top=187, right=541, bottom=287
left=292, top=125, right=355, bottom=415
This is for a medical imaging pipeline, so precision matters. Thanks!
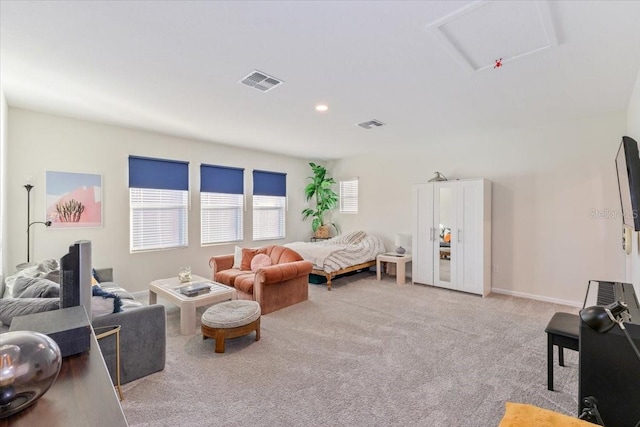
left=129, top=156, right=189, bottom=252
left=252, top=170, right=286, bottom=240
left=340, top=178, right=359, bottom=213
left=200, top=164, right=244, bottom=245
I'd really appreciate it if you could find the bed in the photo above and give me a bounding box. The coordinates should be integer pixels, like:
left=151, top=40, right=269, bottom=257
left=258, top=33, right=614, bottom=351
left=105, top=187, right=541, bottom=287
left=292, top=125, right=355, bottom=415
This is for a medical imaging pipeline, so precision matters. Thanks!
left=285, top=231, right=386, bottom=290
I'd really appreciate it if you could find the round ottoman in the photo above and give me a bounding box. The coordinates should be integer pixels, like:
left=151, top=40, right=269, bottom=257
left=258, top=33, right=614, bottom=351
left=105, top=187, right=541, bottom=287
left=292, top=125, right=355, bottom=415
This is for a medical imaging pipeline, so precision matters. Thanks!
left=201, top=300, right=261, bottom=353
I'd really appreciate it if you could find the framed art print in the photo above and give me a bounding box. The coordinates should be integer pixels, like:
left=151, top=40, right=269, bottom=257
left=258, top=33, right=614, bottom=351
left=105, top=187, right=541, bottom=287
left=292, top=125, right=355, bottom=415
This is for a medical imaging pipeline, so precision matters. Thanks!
left=46, top=171, right=102, bottom=228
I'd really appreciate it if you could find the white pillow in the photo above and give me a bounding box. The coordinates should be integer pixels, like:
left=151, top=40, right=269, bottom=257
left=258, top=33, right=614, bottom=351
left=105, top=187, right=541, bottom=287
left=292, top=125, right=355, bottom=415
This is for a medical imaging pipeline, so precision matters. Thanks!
left=92, top=296, right=116, bottom=319
left=232, top=246, right=243, bottom=269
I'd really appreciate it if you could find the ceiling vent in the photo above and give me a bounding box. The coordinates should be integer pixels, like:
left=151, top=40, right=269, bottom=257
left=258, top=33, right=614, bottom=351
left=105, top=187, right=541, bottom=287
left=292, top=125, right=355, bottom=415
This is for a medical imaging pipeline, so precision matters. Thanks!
left=240, top=70, right=284, bottom=92
left=357, top=119, right=385, bottom=129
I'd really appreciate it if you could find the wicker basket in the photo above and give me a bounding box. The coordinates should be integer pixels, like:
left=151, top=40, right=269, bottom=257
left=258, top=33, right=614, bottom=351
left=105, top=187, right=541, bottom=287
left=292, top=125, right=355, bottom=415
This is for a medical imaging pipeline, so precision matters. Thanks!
left=314, top=225, right=330, bottom=239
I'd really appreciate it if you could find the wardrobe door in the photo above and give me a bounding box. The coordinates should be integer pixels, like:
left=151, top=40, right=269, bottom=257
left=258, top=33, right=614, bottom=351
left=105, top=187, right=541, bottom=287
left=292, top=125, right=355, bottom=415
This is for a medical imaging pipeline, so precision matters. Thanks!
left=456, top=179, right=491, bottom=296
left=456, top=180, right=479, bottom=294
left=412, top=184, right=434, bottom=285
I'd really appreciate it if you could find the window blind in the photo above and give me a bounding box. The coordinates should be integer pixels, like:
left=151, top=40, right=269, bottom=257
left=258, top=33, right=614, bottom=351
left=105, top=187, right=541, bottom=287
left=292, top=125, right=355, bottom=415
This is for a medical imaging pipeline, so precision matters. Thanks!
left=340, top=178, right=359, bottom=213
left=252, top=170, right=286, bottom=240
left=128, top=156, right=189, bottom=190
left=130, top=188, right=188, bottom=251
left=253, top=195, right=286, bottom=240
left=253, top=170, right=286, bottom=196
left=200, top=164, right=245, bottom=244
left=129, top=156, right=189, bottom=252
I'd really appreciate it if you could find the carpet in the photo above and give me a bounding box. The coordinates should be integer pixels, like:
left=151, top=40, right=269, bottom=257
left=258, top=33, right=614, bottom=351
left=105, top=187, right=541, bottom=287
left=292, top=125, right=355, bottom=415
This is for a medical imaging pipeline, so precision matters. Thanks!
left=120, top=273, right=580, bottom=426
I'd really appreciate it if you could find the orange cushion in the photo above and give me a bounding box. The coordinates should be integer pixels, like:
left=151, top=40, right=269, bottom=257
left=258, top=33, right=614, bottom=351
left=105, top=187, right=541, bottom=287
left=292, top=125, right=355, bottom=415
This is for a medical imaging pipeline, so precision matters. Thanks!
left=215, top=269, right=249, bottom=287
left=498, top=403, right=595, bottom=427
left=234, top=274, right=255, bottom=294
left=240, top=248, right=266, bottom=271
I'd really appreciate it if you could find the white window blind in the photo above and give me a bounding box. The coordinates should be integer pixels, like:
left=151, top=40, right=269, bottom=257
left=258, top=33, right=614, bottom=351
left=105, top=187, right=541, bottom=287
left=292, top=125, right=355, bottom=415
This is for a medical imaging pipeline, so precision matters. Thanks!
left=201, top=192, right=244, bottom=244
left=130, top=188, right=188, bottom=252
left=253, top=195, right=286, bottom=240
left=340, top=178, right=359, bottom=213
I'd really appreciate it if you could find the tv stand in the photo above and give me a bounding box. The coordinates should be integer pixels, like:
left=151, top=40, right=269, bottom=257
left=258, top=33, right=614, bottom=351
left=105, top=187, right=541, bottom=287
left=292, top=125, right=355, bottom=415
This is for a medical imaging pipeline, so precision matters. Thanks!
left=0, top=326, right=127, bottom=426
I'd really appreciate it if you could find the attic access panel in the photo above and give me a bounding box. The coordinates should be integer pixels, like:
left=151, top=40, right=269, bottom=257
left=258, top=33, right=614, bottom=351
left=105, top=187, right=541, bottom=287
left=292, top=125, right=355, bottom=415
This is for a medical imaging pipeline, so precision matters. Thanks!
left=428, top=0, right=558, bottom=72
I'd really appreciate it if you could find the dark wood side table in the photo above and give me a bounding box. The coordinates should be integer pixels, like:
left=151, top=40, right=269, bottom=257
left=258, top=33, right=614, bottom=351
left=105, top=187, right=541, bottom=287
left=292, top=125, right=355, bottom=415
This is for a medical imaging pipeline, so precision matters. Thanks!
left=0, top=329, right=128, bottom=427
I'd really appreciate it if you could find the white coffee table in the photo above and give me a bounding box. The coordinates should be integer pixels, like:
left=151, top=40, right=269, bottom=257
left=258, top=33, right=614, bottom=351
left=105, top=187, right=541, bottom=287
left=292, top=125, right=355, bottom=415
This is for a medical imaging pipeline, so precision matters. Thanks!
left=149, top=275, right=236, bottom=335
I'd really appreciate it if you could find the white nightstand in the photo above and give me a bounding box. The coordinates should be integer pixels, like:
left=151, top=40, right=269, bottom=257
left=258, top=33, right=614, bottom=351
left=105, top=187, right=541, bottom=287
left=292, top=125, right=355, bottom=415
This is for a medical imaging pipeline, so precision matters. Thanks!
left=376, top=253, right=412, bottom=285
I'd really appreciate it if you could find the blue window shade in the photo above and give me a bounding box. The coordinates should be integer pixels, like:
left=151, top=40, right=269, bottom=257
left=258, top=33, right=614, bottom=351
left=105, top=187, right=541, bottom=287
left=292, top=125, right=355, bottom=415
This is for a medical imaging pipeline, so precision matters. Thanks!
left=200, top=164, right=244, bottom=194
left=129, top=156, right=189, bottom=190
left=253, top=170, right=286, bottom=196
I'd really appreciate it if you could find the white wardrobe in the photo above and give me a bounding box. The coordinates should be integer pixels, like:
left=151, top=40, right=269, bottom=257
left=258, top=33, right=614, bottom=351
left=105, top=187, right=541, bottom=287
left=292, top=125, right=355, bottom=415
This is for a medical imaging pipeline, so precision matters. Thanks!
left=412, top=179, right=492, bottom=296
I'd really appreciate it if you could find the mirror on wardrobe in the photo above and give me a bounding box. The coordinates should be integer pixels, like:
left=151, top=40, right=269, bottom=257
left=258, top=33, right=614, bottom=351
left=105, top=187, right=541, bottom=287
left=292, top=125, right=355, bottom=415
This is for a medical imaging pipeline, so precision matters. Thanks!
left=438, top=187, right=453, bottom=283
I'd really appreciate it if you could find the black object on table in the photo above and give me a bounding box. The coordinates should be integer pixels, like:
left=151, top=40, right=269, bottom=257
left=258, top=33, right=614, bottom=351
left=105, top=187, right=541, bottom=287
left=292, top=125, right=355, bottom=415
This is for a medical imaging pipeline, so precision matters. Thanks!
left=578, top=282, right=640, bottom=427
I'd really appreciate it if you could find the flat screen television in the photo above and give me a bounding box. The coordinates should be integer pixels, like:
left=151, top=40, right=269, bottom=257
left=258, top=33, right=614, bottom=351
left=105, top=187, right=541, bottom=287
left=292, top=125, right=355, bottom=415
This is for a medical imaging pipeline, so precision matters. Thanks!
left=60, top=240, right=93, bottom=319
left=615, top=136, right=640, bottom=231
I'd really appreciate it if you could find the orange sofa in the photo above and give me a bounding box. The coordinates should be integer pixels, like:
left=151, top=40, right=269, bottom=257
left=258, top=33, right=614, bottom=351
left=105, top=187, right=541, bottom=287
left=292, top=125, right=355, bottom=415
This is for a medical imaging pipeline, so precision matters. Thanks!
left=209, top=245, right=313, bottom=314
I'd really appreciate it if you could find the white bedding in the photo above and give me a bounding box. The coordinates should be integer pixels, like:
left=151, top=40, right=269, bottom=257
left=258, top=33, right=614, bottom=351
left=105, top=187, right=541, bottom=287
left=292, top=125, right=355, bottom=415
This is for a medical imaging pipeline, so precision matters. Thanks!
left=285, top=234, right=386, bottom=273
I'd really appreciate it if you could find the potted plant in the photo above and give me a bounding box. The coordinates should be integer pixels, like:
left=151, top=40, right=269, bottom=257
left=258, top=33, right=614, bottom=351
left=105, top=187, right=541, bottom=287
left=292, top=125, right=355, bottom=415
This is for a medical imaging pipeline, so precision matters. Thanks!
left=302, top=162, right=339, bottom=238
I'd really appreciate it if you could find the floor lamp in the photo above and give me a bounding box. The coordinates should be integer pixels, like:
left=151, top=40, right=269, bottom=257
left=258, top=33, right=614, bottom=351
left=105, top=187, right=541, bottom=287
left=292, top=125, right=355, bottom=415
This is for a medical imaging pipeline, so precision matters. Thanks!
left=24, top=184, right=51, bottom=264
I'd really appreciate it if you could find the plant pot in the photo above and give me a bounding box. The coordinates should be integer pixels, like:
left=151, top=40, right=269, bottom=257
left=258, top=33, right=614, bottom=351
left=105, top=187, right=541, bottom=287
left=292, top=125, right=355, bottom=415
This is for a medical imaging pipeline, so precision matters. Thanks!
left=315, top=225, right=330, bottom=239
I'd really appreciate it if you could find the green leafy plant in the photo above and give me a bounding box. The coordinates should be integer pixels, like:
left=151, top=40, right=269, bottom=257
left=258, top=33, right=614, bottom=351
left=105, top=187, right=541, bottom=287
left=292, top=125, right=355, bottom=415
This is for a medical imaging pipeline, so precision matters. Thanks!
left=302, top=162, right=339, bottom=233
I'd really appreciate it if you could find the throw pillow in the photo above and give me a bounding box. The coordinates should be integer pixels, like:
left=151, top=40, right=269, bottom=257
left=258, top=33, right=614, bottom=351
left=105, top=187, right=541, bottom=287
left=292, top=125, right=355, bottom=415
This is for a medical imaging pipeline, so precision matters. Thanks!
left=240, top=248, right=266, bottom=271
left=92, top=286, right=123, bottom=318
left=92, top=268, right=100, bottom=284
left=0, top=298, right=60, bottom=326
left=251, top=254, right=272, bottom=272
left=97, top=282, right=136, bottom=300
left=13, top=277, right=61, bottom=298
left=232, top=246, right=243, bottom=269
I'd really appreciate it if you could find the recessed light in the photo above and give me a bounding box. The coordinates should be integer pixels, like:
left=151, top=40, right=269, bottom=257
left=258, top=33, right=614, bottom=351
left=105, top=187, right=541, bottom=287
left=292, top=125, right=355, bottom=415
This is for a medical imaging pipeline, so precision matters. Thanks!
left=315, top=104, right=329, bottom=112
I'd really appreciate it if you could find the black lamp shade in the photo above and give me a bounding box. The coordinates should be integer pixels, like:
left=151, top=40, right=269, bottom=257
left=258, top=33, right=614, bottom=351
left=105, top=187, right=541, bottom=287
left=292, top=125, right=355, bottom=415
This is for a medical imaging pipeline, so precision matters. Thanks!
left=580, top=301, right=629, bottom=333
left=580, top=306, right=615, bottom=333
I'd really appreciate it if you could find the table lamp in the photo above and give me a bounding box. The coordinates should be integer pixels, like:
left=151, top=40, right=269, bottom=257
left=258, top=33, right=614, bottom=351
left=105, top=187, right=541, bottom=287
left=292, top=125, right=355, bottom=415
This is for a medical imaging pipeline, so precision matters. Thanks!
left=395, top=234, right=409, bottom=255
left=579, top=300, right=640, bottom=361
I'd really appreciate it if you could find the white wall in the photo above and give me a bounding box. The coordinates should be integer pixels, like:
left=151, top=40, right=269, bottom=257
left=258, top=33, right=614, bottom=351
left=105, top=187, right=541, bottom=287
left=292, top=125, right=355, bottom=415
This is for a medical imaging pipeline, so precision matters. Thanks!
left=6, top=108, right=313, bottom=292
left=627, top=67, right=640, bottom=297
left=0, top=90, right=7, bottom=284
left=332, top=112, right=627, bottom=306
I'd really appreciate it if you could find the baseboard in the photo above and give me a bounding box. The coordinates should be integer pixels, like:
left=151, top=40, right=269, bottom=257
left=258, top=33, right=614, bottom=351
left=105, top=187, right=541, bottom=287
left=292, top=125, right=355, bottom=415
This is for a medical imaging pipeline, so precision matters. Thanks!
left=491, top=287, right=582, bottom=308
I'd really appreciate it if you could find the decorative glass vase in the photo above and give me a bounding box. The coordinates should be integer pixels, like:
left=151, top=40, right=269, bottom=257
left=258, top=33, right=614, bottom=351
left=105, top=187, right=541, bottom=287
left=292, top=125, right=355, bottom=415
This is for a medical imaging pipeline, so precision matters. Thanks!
left=0, top=331, right=62, bottom=418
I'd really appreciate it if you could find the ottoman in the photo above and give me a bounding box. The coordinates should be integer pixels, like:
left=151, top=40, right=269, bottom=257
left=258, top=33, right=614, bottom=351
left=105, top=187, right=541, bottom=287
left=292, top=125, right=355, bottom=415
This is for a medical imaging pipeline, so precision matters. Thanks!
left=201, top=300, right=261, bottom=353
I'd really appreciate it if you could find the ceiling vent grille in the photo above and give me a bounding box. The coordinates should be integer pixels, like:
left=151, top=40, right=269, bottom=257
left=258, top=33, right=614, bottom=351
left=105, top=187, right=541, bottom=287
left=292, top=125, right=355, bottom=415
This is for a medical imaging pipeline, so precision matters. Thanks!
left=357, top=119, right=385, bottom=129
left=240, top=70, right=283, bottom=92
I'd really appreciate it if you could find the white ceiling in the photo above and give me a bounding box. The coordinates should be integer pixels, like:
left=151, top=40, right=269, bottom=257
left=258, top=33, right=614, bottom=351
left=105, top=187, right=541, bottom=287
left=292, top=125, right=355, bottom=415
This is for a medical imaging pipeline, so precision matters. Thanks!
left=1, top=1, right=639, bottom=160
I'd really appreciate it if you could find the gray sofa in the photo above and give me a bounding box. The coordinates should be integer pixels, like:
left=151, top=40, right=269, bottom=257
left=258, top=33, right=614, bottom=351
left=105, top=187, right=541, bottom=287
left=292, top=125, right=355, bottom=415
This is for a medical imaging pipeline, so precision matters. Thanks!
left=0, top=267, right=166, bottom=385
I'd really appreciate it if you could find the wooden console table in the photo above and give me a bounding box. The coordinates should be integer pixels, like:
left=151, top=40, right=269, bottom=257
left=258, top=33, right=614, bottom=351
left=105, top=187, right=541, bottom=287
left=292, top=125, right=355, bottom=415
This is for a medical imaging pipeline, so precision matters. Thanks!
left=0, top=330, right=128, bottom=426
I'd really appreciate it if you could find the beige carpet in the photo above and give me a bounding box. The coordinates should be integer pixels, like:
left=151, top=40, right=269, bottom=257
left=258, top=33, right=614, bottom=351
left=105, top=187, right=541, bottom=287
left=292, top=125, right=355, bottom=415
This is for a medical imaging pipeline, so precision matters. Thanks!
left=121, top=273, right=580, bottom=426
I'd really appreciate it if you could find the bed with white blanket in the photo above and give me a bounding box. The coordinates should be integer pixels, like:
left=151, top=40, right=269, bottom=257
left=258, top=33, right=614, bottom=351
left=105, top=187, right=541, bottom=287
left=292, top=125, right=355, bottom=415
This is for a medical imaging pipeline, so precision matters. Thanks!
left=285, top=231, right=386, bottom=290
